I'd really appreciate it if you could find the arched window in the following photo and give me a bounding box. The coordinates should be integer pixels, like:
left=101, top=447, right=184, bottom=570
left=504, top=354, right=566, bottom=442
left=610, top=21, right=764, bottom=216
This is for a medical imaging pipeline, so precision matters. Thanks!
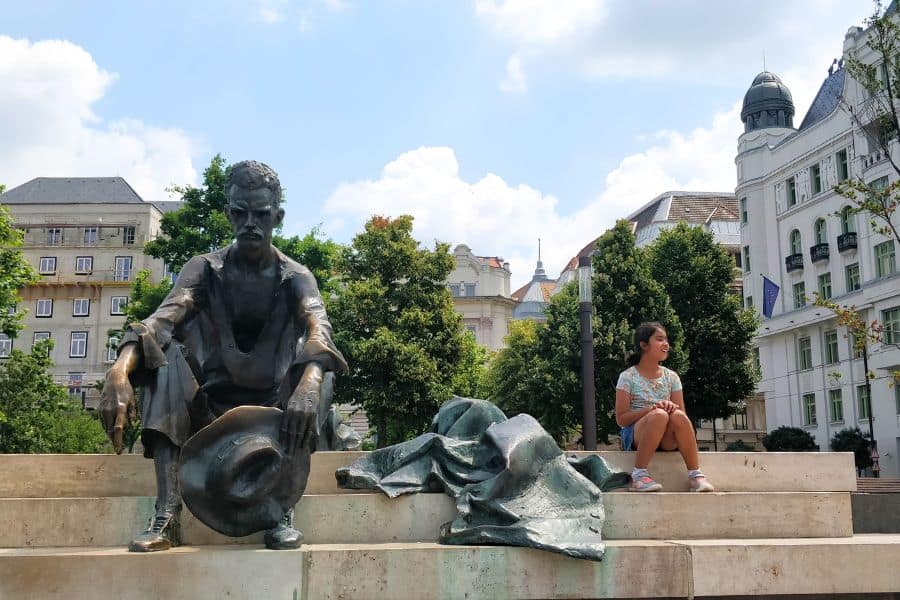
left=790, top=229, right=802, bottom=255
left=840, top=206, right=857, bottom=235
left=814, top=218, right=828, bottom=244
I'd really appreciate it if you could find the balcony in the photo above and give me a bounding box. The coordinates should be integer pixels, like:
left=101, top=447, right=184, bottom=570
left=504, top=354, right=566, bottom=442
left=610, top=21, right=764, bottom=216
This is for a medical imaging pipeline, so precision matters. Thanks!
left=837, top=232, right=858, bottom=252
left=785, top=253, right=804, bottom=273
left=810, top=243, right=830, bottom=263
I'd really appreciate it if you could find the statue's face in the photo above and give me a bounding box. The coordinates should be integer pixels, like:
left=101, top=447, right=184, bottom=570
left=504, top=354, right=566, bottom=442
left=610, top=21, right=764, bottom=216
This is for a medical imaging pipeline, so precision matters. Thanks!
left=227, top=185, right=284, bottom=255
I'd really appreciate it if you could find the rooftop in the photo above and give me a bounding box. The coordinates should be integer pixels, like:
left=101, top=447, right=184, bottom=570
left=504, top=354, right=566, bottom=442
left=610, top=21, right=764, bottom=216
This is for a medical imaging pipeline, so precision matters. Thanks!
left=1, top=177, right=147, bottom=205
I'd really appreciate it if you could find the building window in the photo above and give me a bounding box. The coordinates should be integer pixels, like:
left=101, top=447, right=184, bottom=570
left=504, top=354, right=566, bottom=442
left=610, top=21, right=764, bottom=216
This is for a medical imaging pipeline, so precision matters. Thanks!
left=824, top=329, right=839, bottom=364
left=840, top=206, right=856, bottom=234
left=69, top=332, right=88, bottom=358
left=73, top=298, right=90, bottom=317
left=798, top=336, right=812, bottom=370
left=829, top=389, right=844, bottom=423
left=46, top=228, right=63, bottom=245
left=803, top=393, right=817, bottom=426
left=810, top=164, right=822, bottom=195
left=787, top=177, right=797, bottom=207
left=837, top=149, right=849, bottom=182
left=742, top=246, right=751, bottom=273
left=106, top=335, right=120, bottom=363
left=857, top=384, right=871, bottom=420
left=746, top=296, right=753, bottom=309
left=882, top=306, right=900, bottom=345
left=74, top=256, right=93, bottom=274
left=818, top=272, right=832, bottom=300
left=465, top=325, right=477, bottom=337
left=38, top=256, right=57, bottom=274
left=36, top=299, right=53, bottom=318
left=464, top=283, right=476, bottom=297
left=871, top=175, right=889, bottom=191
left=449, top=284, right=460, bottom=297
left=110, top=296, right=129, bottom=315
left=852, top=333, right=866, bottom=359
left=732, top=408, right=748, bottom=430
left=114, top=256, right=133, bottom=282
left=123, top=226, right=136, bottom=245
left=814, top=218, right=827, bottom=244
left=874, top=241, right=896, bottom=278
left=752, top=347, right=761, bottom=374
left=68, top=373, right=84, bottom=399
left=33, top=332, right=51, bottom=355
left=896, top=383, right=900, bottom=415
left=789, top=229, right=802, bottom=255
left=793, top=282, right=806, bottom=309
left=740, top=197, right=748, bottom=224
left=83, top=227, right=98, bottom=245
left=845, top=263, right=861, bottom=292
left=0, top=334, right=11, bottom=358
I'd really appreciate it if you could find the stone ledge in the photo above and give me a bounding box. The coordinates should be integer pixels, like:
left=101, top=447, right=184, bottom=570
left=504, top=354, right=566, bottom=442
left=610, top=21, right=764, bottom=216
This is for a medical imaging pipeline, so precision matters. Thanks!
left=0, top=491, right=852, bottom=548
left=0, top=451, right=856, bottom=497
left=1, top=536, right=898, bottom=599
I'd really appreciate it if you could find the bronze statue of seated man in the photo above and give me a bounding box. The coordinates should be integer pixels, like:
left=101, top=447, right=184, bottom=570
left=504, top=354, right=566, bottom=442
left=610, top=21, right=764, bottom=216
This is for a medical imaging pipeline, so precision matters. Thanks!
left=100, top=160, right=347, bottom=552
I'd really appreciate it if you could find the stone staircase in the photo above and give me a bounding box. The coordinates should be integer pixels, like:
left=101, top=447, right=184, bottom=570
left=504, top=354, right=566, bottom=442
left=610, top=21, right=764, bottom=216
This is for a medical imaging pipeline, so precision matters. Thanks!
left=0, top=451, right=898, bottom=599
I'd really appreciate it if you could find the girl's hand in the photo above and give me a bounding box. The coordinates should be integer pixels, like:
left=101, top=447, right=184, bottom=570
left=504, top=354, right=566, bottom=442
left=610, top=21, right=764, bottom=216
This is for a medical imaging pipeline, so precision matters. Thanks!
left=656, top=400, right=678, bottom=413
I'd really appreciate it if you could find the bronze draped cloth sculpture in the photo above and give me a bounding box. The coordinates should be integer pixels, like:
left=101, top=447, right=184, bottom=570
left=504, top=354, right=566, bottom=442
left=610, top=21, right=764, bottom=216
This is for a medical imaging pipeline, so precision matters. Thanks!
left=337, top=397, right=629, bottom=561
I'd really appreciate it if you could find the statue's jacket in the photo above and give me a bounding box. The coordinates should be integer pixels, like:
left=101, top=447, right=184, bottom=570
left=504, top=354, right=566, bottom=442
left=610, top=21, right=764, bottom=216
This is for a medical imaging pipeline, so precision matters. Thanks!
left=120, top=244, right=347, bottom=453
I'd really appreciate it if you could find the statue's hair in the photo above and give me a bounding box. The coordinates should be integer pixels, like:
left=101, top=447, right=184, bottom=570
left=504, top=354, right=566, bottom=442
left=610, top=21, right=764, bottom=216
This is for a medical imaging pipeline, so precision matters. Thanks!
left=227, top=160, right=282, bottom=205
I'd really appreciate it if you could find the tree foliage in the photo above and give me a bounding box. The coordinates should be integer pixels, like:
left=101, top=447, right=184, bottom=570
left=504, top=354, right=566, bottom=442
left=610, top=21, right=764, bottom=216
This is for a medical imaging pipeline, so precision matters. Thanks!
left=831, top=427, right=874, bottom=472
left=483, top=286, right=582, bottom=444
left=647, top=223, right=759, bottom=422
left=0, top=341, right=110, bottom=453
left=592, top=221, right=687, bottom=442
left=328, top=215, right=482, bottom=446
left=761, top=426, right=818, bottom=451
left=144, top=154, right=232, bottom=271
left=272, top=227, right=344, bottom=294
left=0, top=204, right=39, bottom=337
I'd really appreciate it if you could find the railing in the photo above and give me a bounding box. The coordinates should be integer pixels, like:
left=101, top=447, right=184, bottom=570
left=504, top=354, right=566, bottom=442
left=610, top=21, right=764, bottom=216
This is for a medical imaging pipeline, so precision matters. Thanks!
left=810, top=243, right=830, bottom=263
left=837, top=232, right=858, bottom=252
left=785, top=253, right=804, bottom=272
left=862, top=150, right=890, bottom=171
left=33, top=269, right=133, bottom=284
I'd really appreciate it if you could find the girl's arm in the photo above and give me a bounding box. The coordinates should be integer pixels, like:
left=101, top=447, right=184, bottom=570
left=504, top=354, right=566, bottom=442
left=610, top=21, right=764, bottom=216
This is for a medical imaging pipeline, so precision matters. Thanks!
left=615, top=388, right=656, bottom=427
left=670, top=389, right=686, bottom=412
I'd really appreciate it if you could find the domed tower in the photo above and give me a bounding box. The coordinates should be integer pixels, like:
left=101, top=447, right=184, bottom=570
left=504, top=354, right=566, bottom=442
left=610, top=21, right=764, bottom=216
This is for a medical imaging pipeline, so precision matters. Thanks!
left=741, top=71, right=795, bottom=132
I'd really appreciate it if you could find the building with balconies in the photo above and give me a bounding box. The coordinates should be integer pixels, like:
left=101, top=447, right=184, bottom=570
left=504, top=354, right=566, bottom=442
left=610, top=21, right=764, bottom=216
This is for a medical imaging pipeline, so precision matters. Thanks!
left=738, top=22, right=900, bottom=475
left=446, top=244, right=516, bottom=350
left=0, top=177, right=177, bottom=408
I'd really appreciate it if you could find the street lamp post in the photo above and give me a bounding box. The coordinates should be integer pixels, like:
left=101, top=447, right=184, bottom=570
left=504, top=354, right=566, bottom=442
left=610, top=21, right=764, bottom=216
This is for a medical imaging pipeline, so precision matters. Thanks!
left=862, top=343, right=880, bottom=478
left=578, top=256, right=597, bottom=451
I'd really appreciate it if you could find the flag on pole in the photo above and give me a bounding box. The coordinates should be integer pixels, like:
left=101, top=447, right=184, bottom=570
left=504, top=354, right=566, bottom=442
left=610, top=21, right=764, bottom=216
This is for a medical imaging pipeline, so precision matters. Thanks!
left=762, top=275, right=779, bottom=319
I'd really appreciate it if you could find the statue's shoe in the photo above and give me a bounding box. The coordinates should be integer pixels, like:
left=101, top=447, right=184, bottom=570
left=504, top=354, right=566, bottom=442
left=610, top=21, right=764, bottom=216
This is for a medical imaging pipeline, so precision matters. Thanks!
left=264, top=523, right=304, bottom=549
left=129, top=511, right=181, bottom=552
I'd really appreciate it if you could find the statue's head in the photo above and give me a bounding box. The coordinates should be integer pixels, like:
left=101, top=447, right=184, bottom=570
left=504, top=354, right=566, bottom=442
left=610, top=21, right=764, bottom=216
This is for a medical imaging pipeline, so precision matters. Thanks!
left=226, top=160, right=285, bottom=256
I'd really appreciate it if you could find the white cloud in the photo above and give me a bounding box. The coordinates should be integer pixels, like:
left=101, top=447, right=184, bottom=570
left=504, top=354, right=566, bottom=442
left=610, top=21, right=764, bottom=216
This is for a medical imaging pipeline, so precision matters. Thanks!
left=252, top=0, right=350, bottom=31
left=475, top=0, right=606, bottom=46
left=499, top=54, right=527, bottom=94
left=0, top=36, right=198, bottom=202
left=321, top=100, right=743, bottom=289
left=254, top=0, right=289, bottom=23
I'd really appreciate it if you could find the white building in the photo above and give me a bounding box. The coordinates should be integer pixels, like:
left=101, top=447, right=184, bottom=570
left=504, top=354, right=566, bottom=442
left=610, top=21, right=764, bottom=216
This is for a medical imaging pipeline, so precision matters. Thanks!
left=0, top=177, right=176, bottom=408
left=738, top=25, right=900, bottom=474
left=446, top=244, right=516, bottom=350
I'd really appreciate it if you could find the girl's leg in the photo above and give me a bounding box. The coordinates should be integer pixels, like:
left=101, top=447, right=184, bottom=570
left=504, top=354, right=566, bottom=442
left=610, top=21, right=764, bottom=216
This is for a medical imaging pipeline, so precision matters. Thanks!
left=657, top=410, right=700, bottom=471
left=633, top=408, right=669, bottom=468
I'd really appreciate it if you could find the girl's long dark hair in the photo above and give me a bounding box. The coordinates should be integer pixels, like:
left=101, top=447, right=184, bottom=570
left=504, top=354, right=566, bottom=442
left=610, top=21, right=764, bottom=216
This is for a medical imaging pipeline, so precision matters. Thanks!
left=625, top=322, right=665, bottom=367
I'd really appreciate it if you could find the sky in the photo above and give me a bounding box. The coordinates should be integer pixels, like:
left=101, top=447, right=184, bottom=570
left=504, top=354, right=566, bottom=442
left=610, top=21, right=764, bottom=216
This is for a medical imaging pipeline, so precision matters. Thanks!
left=1, top=0, right=874, bottom=289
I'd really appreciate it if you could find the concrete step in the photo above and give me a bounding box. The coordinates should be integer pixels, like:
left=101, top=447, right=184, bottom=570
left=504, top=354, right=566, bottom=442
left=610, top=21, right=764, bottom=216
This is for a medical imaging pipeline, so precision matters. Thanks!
left=0, top=491, right=852, bottom=548
left=0, top=451, right=856, bottom=497
left=1, top=536, right=899, bottom=599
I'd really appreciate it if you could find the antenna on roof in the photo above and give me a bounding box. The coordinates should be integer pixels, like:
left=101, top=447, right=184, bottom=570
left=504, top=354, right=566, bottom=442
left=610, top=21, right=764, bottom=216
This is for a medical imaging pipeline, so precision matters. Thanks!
left=763, top=51, right=766, bottom=72
left=538, top=238, right=541, bottom=262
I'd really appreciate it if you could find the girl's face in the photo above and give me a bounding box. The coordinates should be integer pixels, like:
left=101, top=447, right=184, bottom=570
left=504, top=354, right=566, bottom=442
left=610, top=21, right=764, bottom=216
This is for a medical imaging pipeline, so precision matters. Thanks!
left=640, top=328, right=670, bottom=362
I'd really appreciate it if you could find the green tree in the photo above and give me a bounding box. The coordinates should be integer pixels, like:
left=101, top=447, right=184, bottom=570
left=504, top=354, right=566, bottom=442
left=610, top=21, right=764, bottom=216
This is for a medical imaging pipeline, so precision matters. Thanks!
left=831, top=427, right=874, bottom=473
left=761, top=426, right=818, bottom=451
left=0, top=204, right=39, bottom=337
left=144, top=154, right=232, bottom=271
left=328, top=215, right=480, bottom=446
left=647, top=223, right=759, bottom=423
left=592, top=221, right=687, bottom=443
left=272, top=227, right=344, bottom=294
left=483, top=286, right=582, bottom=444
left=0, top=341, right=109, bottom=453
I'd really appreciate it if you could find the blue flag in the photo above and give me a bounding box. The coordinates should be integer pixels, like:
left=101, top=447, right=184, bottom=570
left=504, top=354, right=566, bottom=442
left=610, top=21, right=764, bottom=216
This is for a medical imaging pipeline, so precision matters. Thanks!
left=762, top=275, right=780, bottom=319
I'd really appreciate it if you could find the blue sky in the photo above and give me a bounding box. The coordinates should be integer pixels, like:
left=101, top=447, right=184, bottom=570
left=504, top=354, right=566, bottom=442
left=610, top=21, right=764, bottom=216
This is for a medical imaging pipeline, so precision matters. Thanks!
left=1, top=0, right=873, bottom=287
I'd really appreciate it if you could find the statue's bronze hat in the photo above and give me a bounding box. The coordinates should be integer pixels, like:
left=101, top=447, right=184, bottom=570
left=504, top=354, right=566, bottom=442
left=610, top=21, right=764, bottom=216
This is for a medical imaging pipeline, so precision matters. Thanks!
left=179, top=406, right=310, bottom=537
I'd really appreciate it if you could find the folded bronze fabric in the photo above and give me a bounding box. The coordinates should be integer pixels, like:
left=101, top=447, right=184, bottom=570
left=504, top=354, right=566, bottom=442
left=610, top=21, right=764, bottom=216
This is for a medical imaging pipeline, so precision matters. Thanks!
left=335, top=397, right=629, bottom=561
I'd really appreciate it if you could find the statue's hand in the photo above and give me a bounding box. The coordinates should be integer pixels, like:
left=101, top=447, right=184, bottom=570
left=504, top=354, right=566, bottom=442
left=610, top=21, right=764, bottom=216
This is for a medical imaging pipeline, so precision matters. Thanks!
left=99, top=370, right=136, bottom=454
left=282, top=383, right=320, bottom=456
